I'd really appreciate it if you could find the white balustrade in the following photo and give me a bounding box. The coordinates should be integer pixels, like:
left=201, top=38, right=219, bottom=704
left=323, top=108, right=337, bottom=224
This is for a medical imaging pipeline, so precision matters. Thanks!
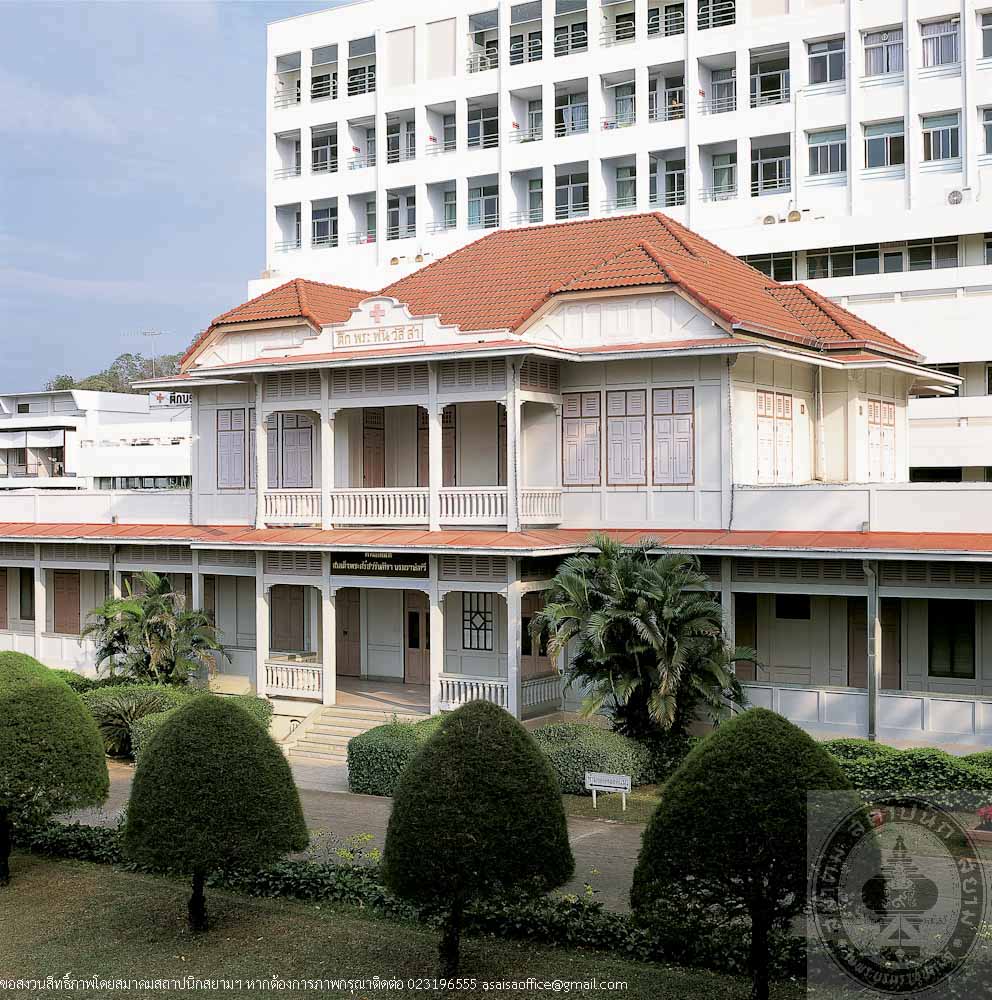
left=520, top=489, right=563, bottom=524
left=328, top=488, right=429, bottom=524
left=522, top=673, right=562, bottom=709
left=264, top=490, right=322, bottom=524
left=438, top=487, right=507, bottom=525
left=438, top=674, right=509, bottom=710
left=265, top=661, right=322, bottom=699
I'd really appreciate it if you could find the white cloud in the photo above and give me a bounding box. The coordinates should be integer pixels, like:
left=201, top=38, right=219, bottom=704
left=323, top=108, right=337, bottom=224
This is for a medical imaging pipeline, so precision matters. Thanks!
left=0, top=266, right=221, bottom=307
left=0, top=68, right=123, bottom=142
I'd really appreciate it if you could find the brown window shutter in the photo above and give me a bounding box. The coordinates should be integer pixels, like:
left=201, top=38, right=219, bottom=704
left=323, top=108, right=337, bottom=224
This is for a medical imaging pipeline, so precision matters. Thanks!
left=53, top=570, right=81, bottom=636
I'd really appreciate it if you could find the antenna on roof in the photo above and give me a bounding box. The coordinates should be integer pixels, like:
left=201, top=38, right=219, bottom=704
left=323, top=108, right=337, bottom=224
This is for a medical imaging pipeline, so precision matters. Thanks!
left=123, top=330, right=165, bottom=378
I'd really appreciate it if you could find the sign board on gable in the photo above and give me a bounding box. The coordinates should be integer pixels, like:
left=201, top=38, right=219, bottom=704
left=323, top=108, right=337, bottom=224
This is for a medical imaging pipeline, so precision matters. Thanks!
left=584, top=771, right=632, bottom=811
left=330, top=551, right=429, bottom=579
left=148, top=391, right=192, bottom=408
left=333, top=324, right=424, bottom=351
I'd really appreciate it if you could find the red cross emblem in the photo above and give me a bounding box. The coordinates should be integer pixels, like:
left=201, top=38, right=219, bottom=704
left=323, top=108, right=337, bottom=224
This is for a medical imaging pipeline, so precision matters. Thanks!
left=369, top=303, right=386, bottom=323
left=155, top=393, right=165, bottom=403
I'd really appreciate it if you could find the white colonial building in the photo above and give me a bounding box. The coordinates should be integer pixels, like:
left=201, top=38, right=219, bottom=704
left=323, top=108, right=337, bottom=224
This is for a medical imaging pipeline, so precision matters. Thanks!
left=5, top=213, right=992, bottom=757
left=259, top=0, right=992, bottom=481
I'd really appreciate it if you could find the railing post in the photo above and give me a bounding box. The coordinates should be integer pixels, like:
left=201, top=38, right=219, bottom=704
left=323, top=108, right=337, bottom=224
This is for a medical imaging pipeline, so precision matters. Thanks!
left=33, top=543, right=45, bottom=659
left=864, top=560, right=881, bottom=742
left=506, top=361, right=521, bottom=533
left=429, top=561, right=444, bottom=714
left=321, top=373, right=335, bottom=531
left=255, top=552, right=269, bottom=698
left=254, top=377, right=267, bottom=530
left=506, top=562, right=522, bottom=718
left=321, top=569, right=336, bottom=707
left=428, top=366, right=442, bottom=531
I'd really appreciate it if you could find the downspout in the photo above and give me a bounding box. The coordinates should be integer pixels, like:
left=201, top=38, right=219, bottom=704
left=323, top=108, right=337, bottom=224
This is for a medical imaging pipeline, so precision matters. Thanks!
left=726, top=355, right=735, bottom=531
left=816, top=365, right=826, bottom=481
left=863, top=559, right=880, bottom=742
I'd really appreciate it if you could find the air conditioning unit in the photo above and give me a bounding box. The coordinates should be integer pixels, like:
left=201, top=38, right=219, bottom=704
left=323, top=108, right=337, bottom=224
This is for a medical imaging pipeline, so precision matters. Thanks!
left=947, top=189, right=964, bottom=206
left=787, top=209, right=802, bottom=222
left=763, top=214, right=777, bottom=225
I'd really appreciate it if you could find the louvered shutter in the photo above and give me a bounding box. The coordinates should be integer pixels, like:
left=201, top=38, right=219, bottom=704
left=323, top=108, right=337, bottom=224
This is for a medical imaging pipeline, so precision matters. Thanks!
left=756, top=391, right=775, bottom=483
left=217, top=409, right=246, bottom=489
left=563, top=418, right=583, bottom=485
left=868, top=399, right=882, bottom=481
left=881, top=402, right=896, bottom=482
left=562, top=394, right=600, bottom=485
left=267, top=418, right=279, bottom=488
left=774, top=393, right=793, bottom=482
left=0, top=570, right=7, bottom=630
left=653, top=389, right=674, bottom=485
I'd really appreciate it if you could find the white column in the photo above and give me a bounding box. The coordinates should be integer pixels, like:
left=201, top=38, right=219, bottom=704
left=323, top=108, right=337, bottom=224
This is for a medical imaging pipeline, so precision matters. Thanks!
left=505, top=360, right=521, bottom=533
left=191, top=550, right=202, bottom=609
left=506, top=568, right=522, bottom=719
left=636, top=63, right=651, bottom=209
left=903, top=1, right=918, bottom=211
left=961, top=0, right=979, bottom=193
left=720, top=556, right=735, bottom=652
left=110, top=545, right=122, bottom=599
left=497, top=0, right=512, bottom=225
left=429, top=557, right=444, bottom=714
left=684, top=0, right=701, bottom=222
left=255, top=552, right=269, bottom=698
left=541, top=156, right=555, bottom=223
left=428, top=362, right=442, bottom=531
left=321, top=371, right=335, bottom=530
left=33, top=544, right=45, bottom=656
left=321, top=573, right=337, bottom=706
left=587, top=71, right=604, bottom=217
left=254, top=377, right=267, bottom=530
left=190, top=394, right=200, bottom=524
left=864, top=560, right=881, bottom=741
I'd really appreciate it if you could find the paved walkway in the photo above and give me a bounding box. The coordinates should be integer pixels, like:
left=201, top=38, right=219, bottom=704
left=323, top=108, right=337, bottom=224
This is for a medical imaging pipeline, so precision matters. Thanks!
left=73, top=761, right=643, bottom=912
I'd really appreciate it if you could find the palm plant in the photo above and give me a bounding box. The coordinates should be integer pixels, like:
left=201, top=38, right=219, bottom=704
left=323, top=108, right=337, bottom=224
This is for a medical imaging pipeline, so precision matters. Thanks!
left=83, top=571, right=226, bottom=685
left=531, top=534, right=754, bottom=737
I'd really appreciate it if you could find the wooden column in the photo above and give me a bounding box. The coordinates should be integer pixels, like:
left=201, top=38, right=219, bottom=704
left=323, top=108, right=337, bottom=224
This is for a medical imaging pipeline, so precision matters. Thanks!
left=254, top=376, right=267, bottom=530
left=320, top=372, right=336, bottom=530
left=864, top=560, right=881, bottom=741
left=506, top=559, right=522, bottom=718
left=255, top=551, right=269, bottom=698
left=321, top=583, right=337, bottom=706
left=33, top=544, right=45, bottom=656
left=429, top=556, right=444, bottom=714
left=505, top=360, right=521, bottom=533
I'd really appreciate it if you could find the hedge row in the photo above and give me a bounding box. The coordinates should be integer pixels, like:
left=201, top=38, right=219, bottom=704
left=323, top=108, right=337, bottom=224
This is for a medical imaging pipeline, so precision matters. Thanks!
left=21, top=819, right=804, bottom=979
left=131, top=695, right=274, bottom=762
left=346, top=717, right=443, bottom=796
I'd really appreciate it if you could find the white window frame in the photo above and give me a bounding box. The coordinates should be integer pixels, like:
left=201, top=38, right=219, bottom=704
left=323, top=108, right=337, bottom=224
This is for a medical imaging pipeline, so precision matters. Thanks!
left=921, top=19, right=960, bottom=68
left=606, top=390, right=647, bottom=486
left=921, top=112, right=960, bottom=161
left=864, top=120, right=905, bottom=168
left=863, top=27, right=904, bottom=77
left=808, top=128, right=847, bottom=175
left=984, top=13, right=992, bottom=60
left=652, top=388, right=694, bottom=486
left=462, top=591, right=494, bottom=651
left=562, top=392, right=601, bottom=486
left=984, top=108, right=992, bottom=155
left=808, top=36, right=845, bottom=84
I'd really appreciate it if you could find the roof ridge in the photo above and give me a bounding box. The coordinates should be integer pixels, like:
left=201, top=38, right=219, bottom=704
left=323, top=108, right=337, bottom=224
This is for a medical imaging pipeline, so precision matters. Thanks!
left=648, top=213, right=699, bottom=258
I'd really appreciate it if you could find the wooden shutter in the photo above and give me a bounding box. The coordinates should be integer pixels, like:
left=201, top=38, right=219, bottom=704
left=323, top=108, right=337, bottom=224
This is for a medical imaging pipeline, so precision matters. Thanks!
left=53, top=570, right=81, bottom=636
left=756, top=391, right=775, bottom=483
left=216, top=409, right=246, bottom=489
left=868, top=399, right=882, bottom=482
left=281, top=414, right=313, bottom=488
left=607, top=391, right=646, bottom=485
left=881, top=402, right=895, bottom=482
left=774, top=393, right=793, bottom=482
left=0, top=570, right=7, bottom=630
left=654, top=388, right=694, bottom=485
left=417, top=409, right=428, bottom=487
left=497, top=405, right=507, bottom=487
left=562, top=393, right=600, bottom=485
left=362, top=408, right=385, bottom=488
left=442, top=406, right=456, bottom=487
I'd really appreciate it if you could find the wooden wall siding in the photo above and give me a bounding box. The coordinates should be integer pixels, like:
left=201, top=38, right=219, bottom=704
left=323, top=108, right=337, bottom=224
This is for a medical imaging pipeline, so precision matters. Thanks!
left=263, top=552, right=322, bottom=576
left=439, top=555, right=508, bottom=581
left=330, top=364, right=429, bottom=398
left=263, top=370, right=321, bottom=401
left=53, top=570, right=81, bottom=636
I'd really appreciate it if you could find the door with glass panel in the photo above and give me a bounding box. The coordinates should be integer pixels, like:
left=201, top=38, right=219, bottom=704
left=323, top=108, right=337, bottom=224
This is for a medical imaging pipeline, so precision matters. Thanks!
left=404, top=591, right=430, bottom=685
left=555, top=172, right=589, bottom=219
left=468, top=185, right=499, bottom=228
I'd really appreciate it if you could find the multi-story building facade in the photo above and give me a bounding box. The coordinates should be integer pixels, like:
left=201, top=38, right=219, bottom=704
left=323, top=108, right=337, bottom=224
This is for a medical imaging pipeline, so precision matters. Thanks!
left=8, top=213, right=992, bottom=756
left=258, top=0, right=992, bottom=480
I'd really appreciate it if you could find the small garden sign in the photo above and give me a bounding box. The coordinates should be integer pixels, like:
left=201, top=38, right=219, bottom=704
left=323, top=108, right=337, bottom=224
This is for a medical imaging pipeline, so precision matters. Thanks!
left=584, top=771, right=631, bottom=810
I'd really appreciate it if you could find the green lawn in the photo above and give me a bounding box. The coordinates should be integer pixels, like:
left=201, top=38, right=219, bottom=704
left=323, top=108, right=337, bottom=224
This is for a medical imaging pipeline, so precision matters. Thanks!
left=0, top=855, right=810, bottom=1000
left=562, top=785, right=662, bottom=824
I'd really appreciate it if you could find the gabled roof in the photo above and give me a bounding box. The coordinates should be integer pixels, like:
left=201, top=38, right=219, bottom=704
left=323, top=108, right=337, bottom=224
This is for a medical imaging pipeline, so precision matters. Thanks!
left=183, top=213, right=922, bottom=370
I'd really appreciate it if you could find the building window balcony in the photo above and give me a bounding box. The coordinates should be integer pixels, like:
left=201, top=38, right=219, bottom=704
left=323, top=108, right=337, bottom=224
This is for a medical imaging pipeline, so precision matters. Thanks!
left=700, top=93, right=736, bottom=115
left=346, top=230, right=377, bottom=245
left=554, top=201, right=589, bottom=220
left=385, top=223, right=415, bottom=241
left=426, top=137, right=457, bottom=155
left=467, top=51, right=499, bottom=73
left=602, top=196, right=637, bottom=214
left=751, top=175, right=790, bottom=197
left=553, top=27, right=588, bottom=57
left=426, top=219, right=457, bottom=234
left=701, top=183, right=737, bottom=202
left=698, top=0, right=735, bottom=30
left=467, top=133, right=499, bottom=150
left=273, top=239, right=302, bottom=253
left=511, top=125, right=543, bottom=143
left=602, top=110, right=636, bottom=130
left=310, top=76, right=337, bottom=101
left=385, top=146, right=416, bottom=165
left=467, top=213, right=499, bottom=231
left=311, top=157, right=338, bottom=175
left=312, top=234, right=338, bottom=249
left=273, top=165, right=301, bottom=180
left=601, top=18, right=636, bottom=47
left=507, top=208, right=543, bottom=226
left=348, top=152, right=376, bottom=170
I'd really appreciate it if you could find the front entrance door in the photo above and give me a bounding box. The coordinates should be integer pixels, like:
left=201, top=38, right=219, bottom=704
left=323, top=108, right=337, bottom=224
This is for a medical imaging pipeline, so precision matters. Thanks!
left=521, top=592, right=550, bottom=678
left=270, top=584, right=306, bottom=652
left=53, top=570, right=81, bottom=635
left=281, top=413, right=313, bottom=488
left=336, top=587, right=361, bottom=676
left=848, top=597, right=901, bottom=689
left=363, top=408, right=385, bottom=488
left=404, top=590, right=430, bottom=685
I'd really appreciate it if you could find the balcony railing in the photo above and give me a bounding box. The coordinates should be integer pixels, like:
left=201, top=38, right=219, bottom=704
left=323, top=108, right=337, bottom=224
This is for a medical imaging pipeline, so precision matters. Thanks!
left=509, top=42, right=542, bottom=66
left=273, top=92, right=300, bottom=110
left=273, top=239, right=302, bottom=253
left=652, top=188, right=687, bottom=208
left=385, top=223, right=415, bottom=241
left=649, top=102, right=685, bottom=122
left=698, top=1, right=735, bottom=30
left=520, top=489, right=562, bottom=523
left=385, top=146, right=416, bottom=164
left=426, top=219, right=457, bottom=234
left=426, top=138, right=456, bottom=155
left=508, top=209, right=544, bottom=226
left=310, top=78, right=337, bottom=100
left=467, top=133, right=499, bottom=150
left=311, top=158, right=338, bottom=174
left=701, top=183, right=738, bottom=201
left=602, top=111, right=636, bottom=130
left=602, top=197, right=637, bottom=214
left=554, top=32, right=588, bottom=57
left=312, top=233, right=339, bottom=249
left=554, top=117, right=589, bottom=137
left=439, top=487, right=507, bottom=525
left=750, top=85, right=789, bottom=108
left=329, top=488, right=429, bottom=524
left=467, top=213, right=499, bottom=230
left=648, top=10, right=685, bottom=36
left=266, top=661, right=322, bottom=699
left=348, top=152, right=376, bottom=170
left=346, top=76, right=375, bottom=97
left=601, top=22, right=636, bottom=46
left=467, top=51, right=498, bottom=73
left=346, top=231, right=377, bottom=245
left=264, top=489, right=321, bottom=523
left=751, top=175, right=791, bottom=196
left=522, top=674, right=562, bottom=710
left=555, top=202, right=589, bottom=220
left=511, top=125, right=543, bottom=143
left=700, top=94, right=737, bottom=114
left=273, top=165, right=301, bottom=180
left=439, top=675, right=508, bottom=711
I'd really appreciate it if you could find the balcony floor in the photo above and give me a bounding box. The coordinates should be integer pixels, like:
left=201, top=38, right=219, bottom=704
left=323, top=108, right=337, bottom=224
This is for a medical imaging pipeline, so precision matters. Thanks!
left=336, top=676, right=430, bottom=714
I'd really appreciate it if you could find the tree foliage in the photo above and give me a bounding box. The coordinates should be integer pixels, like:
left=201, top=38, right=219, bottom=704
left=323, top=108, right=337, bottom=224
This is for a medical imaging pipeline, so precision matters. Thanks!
left=382, top=700, right=574, bottom=974
left=82, top=571, right=226, bottom=685
left=532, top=535, right=752, bottom=737
left=123, top=695, right=308, bottom=931
left=630, top=708, right=872, bottom=1000
left=45, top=352, right=182, bottom=394
left=0, top=656, right=108, bottom=886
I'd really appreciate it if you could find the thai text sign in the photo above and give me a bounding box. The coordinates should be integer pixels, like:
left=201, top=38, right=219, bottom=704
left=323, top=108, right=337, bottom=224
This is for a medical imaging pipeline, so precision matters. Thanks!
left=331, top=551, right=429, bottom=578
left=333, top=324, right=424, bottom=350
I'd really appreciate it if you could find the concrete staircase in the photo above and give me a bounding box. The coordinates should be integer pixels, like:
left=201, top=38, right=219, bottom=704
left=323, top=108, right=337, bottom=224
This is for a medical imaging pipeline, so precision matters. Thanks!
left=287, top=702, right=430, bottom=764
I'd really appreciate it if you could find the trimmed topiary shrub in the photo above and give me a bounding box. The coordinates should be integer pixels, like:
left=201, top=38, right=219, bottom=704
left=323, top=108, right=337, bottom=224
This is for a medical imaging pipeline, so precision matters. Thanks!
left=532, top=723, right=652, bottom=793
left=383, top=700, right=574, bottom=975
left=82, top=684, right=197, bottom=758
left=0, top=669, right=109, bottom=885
left=123, top=695, right=308, bottom=931
left=132, top=694, right=274, bottom=763
left=631, top=708, right=871, bottom=1000
left=820, top=738, right=900, bottom=762
left=347, top=716, right=443, bottom=796
left=0, top=651, right=57, bottom=686
left=836, top=746, right=992, bottom=809
left=50, top=670, right=97, bottom=693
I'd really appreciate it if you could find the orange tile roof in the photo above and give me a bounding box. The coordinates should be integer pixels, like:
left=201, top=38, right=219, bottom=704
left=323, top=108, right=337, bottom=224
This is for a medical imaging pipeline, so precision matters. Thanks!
left=2, top=522, right=992, bottom=557
left=184, top=213, right=921, bottom=370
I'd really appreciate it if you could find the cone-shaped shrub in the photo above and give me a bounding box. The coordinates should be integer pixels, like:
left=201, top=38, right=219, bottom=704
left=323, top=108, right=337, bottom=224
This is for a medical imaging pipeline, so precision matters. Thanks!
left=123, top=695, right=308, bottom=931
left=631, top=708, right=866, bottom=1000
left=0, top=663, right=108, bottom=886
left=383, top=700, right=574, bottom=975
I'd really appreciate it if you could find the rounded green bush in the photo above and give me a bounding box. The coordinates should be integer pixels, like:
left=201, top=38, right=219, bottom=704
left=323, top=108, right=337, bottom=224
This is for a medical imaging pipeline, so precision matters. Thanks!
left=532, top=723, right=652, bottom=794
left=82, top=684, right=198, bottom=758
left=963, top=749, right=992, bottom=772
left=0, top=673, right=109, bottom=884
left=347, top=716, right=443, bottom=796
left=820, top=738, right=899, bottom=762
left=631, top=708, right=867, bottom=1000
left=0, top=651, right=58, bottom=688
left=124, top=695, right=308, bottom=930
left=49, top=669, right=97, bottom=693
left=383, top=701, right=574, bottom=973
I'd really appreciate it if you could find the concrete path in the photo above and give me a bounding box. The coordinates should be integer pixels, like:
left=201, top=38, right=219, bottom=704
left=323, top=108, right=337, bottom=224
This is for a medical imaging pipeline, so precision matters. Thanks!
left=71, top=761, right=643, bottom=912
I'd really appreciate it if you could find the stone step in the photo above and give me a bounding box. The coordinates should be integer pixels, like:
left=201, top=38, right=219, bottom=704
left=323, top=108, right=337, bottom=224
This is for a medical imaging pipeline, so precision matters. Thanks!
left=319, top=707, right=428, bottom=724
left=294, top=734, right=350, bottom=750
left=289, top=747, right=348, bottom=762
left=311, top=722, right=375, bottom=737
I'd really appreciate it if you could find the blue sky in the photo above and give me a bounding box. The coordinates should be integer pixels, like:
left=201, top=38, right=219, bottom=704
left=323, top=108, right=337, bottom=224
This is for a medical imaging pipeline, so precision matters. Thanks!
left=0, top=0, right=331, bottom=389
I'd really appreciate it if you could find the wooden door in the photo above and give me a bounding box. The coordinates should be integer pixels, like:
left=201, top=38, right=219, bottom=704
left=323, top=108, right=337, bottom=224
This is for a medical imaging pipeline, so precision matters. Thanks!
left=281, top=414, right=313, bottom=488
left=363, top=408, right=385, bottom=488
left=417, top=409, right=428, bottom=487
left=270, top=585, right=306, bottom=652
left=733, top=592, right=758, bottom=681
left=404, top=590, right=429, bottom=685
left=521, top=593, right=550, bottom=679
left=0, top=570, right=7, bottom=630
left=53, top=570, right=81, bottom=636
left=336, top=587, right=361, bottom=676
left=848, top=597, right=901, bottom=689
